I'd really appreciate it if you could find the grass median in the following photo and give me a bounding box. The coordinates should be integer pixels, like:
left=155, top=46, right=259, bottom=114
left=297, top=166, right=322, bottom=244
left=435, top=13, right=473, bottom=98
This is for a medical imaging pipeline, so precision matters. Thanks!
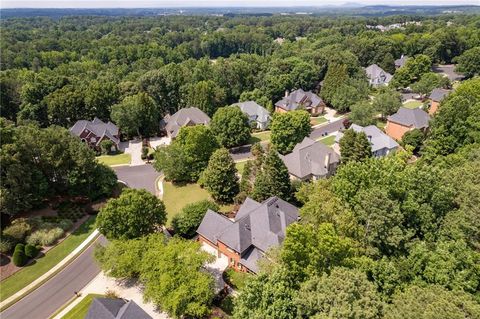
left=0, top=216, right=97, bottom=302
left=61, top=294, right=104, bottom=319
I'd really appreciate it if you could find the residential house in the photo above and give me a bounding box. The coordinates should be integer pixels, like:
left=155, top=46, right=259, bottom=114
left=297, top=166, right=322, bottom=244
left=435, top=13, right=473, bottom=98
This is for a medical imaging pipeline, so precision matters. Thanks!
left=428, top=88, right=451, bottom=115
left=334, top=124, right=399, bottom=157
left=233, top=101, right=271, bottom=130
left=395, top=55, right=408, bottom=69
left=275, top=89, right=326, bottom=115
left=197, top=196, right=299, bottom=273
left=385, top=107, right=430, bottom=141
left=70, top=117, right=120, bottom=151
left=160, top=107, right=210, bottom=139
left=85, top=298, right=152, bottom=319
left=365, top=64, right=393, bottom=87
left=280, top=137, right=340, bottom=181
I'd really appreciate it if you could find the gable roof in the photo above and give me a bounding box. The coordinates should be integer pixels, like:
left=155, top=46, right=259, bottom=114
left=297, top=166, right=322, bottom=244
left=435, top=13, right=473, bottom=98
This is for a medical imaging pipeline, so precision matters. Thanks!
left=275, top=89, right=324, bottom=111
left=365, top=64, right=393, bottom=85
left=280, top=137, right=340, bottom=179
left=395, top=55, right=408, bottom=68
left=335, top=124, right=399, bottom=153
left=85, top=298, right=152, bottom=319
left=387, top=107, right=430, bottom=129
left=70, top=117, right=120, bottom=145
left=233, top=101, right=271, bottom=124
left=161, top=107, right=210, bottom=138
left=429, top=88, right=451, bottom=102
left=197, top=197, right=299, bottom=272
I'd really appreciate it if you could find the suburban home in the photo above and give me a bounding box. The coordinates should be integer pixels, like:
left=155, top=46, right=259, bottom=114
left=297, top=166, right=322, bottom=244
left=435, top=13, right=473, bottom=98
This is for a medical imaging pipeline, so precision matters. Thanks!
left=365, top=64, right=393, bottom=87
left=280, top=137, right=340, bottom=181
left=395, top=55, right=408, bottom=69
left=85, top=298, right=152, bottom=319
left=70, top=117, right=120, bottom=151
left=428, top=88, right=451, bottom=115
left=233, top=101, right=271, bottom=130
left=160, top=107, right=210, bottom=139
left=197, top=196, right=299, bottom=274
left=275, top=89, right=326, bottom=115
left=334, top=124, right=399, bottom=157
left=385, top=107, right=430, bottom=141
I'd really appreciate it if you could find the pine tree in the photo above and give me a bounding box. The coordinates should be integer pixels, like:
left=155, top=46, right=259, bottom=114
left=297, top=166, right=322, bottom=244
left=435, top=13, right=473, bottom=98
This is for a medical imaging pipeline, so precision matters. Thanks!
left=201, top=148, right=239, bottom=203
left=252, top=148, right=292, bottom=202
left=339, top=129, right=372, bottom=163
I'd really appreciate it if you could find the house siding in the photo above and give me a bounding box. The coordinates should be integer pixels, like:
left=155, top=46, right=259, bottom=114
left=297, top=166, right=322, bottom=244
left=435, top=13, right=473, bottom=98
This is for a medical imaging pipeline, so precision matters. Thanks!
left=385, top=121, right=411, bottom=141
left=429, top=100, right=440, bottom=115
left=198, top=235, right=247, bottom=272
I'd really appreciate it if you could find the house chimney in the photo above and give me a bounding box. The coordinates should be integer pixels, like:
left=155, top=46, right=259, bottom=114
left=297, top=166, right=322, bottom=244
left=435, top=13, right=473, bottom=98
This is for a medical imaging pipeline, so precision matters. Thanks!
left=367, top=135, right=372, bottom=142
left=285, top=90, right=289, bottom=98
left=324, top=152, right=331, bottom=169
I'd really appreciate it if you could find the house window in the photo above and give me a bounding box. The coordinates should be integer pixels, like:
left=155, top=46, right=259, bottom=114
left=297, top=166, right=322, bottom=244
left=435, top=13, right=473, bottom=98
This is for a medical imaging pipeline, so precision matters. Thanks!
left=230, top=258, right=235, bottom=266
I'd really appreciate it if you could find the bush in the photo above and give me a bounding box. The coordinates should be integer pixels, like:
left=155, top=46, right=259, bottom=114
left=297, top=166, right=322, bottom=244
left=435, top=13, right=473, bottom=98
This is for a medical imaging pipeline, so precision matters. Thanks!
left=141, top=147, right=148, bottom=160
left=57, top=219, right=74, bottom=231
left=12, top=250, right=27, bottom=267
left=100, top=140, right=115, bottom=155
left=25, top=244, right=39, bottom=258
left=0, top=238, right=14, bottom=254
left=26, top=227, right=64, bottom=246
left=14, top=243, right=25, bottom=253
left=2, top=219, right=32, bottom=243
left=172, top=200, right=220, bottom=238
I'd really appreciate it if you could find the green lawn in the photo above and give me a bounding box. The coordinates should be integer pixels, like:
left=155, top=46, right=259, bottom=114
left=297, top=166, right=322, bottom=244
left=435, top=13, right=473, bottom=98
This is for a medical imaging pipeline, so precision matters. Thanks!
left=235, top=160, right=249, bottom=175
left=318, top=135, right=336, bottom=146
left=62, top=294, right=104, bottom=319
left=0, top=216, right=97, bottom=302
left=97, top=153, right=131, bottom=166
left=376, top=120, right=387, bottom=129
left=248, top=131, right=271, bottom=144
left=403, top=100, right=423, bottom=109
left=310, top=116, right=327, bottom=126
left=223, top=268, right=252, bottom=290
left=162, top=182, right=233, bottom=224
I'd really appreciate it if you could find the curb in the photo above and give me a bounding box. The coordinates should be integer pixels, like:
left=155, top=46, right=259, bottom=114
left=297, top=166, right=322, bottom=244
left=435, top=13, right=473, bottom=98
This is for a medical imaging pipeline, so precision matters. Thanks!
left=0, top=230, right=100, bottom=312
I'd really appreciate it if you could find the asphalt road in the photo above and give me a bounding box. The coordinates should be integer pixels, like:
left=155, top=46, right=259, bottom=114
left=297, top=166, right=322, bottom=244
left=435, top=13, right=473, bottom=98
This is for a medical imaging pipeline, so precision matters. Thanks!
left=230, top=119, right=345, bottom=161
left=113, top=163, right=162, bottom=194
left=1, top=236, right=107, bottom=319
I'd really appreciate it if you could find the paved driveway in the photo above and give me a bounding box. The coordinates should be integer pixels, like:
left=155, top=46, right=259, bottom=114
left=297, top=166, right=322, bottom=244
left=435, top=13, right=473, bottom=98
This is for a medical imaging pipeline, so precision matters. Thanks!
left=113, top=164, right=161, bottom=195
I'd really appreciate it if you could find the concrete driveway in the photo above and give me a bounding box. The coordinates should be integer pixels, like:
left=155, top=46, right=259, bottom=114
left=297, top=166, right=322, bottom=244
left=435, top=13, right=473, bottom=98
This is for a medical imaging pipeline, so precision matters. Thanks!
left=113, top=164, right=161, bottom=195
left=201, top=243, right=228, bottom=293
left=123, top=139, right=144, bottom=166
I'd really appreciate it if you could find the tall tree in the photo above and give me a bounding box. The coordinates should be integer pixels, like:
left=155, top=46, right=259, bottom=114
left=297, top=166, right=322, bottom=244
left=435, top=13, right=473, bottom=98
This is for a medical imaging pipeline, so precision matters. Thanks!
left=270, top=110, right=311, bottom=154
left=210, top=106, right=251, bottom=148
left=349, top=101, right=376, bottom=126
left=373, top=88, right=402, bottom=119
left=182, top=80, right=226, bottom=116
left=201, top=148, right=239, bottom=203
left=339, top=129, right=372, bottom=163
left=454, top=47, right=480, bottom=79
left=171, top=200, right=219, bottom=238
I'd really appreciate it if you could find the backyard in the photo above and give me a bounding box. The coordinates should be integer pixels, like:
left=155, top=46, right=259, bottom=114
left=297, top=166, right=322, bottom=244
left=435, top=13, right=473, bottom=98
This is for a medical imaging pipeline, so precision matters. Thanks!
left=248, top=131, right=271, bottom=144
left=61, top=294, right=104, bottom=319
left=402, top=100, right=423, bottom=109
left=235, top=160, right=249, bottom=175
left=318, top=135, right=336, bottom=146
left=0, top=216, right=97, bottom=302
left=97, top=153, right=131, bottom=166
left=162, top=182, right=234, bottom=224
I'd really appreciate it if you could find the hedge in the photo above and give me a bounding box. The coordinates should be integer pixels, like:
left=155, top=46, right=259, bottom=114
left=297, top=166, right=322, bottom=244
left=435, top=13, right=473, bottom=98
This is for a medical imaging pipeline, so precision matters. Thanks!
left=25, top=244, right=39, bottom=258
left=12, top=251, right=27, bottom=267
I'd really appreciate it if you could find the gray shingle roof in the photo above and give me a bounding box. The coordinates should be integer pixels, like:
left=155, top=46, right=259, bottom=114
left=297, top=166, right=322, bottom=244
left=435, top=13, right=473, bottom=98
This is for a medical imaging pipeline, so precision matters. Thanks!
left=387, top=107, right=430, bottom=129
left=280, top=137, right=340, bottom=179
left=240, top=246, right=263, bottom=274
left=275, top=89, right=323, bottom=111
left=70, top=117, right=120, bottom=145
left=233, top=101, right=271, bottom=124
left=335, top=124, right=399, bottom=153
left=365, top=64, right=393, bottom=85
left=85, top=298, right=152, bottom=319
left=197, top=209, right=233, bottom=245
left=395, top=55, right=408, bottom=68
left=429, top=88, right=451, bottom=102
left=161, top=107, right=211, bottom=138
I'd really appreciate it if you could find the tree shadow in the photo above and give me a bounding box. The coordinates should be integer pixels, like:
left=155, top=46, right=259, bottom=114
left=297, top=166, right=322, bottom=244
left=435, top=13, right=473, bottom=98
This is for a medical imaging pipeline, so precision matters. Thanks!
left=0, top=254, right=10, bottom=266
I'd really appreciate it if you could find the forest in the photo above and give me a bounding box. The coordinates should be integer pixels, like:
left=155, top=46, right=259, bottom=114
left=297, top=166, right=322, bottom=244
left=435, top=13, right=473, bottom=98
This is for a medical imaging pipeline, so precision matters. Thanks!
left=1, top=12, right=480, bottom=319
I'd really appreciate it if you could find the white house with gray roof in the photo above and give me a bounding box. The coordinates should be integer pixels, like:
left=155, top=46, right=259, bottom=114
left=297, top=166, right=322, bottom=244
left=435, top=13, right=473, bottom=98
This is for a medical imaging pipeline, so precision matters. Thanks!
left=70, top=117, right=120, bottom=151
left=365, top=64, right=393, bottom=87
left=334, top=124, right=399, bottom=157
left=280, top=137, right=340, bottom=181
left=160, top=107, right=210, bottom=139
left=232, top=101, right=271, bottom=130
left=197, top=196, right=299, bottom=273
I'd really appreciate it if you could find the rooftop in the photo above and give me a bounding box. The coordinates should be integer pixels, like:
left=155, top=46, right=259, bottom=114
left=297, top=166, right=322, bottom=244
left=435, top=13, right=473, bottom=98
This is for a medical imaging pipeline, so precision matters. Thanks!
left=161, top=107, right=211, bottom=138
left=387, top=107, right=430, bottom=129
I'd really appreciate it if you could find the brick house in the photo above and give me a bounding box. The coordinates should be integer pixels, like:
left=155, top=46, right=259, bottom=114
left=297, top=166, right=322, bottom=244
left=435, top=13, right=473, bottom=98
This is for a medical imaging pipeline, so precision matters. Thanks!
left=385, top=107, right=430, bottom=141
left=196, top=197, right=299, bottom=273
left=160, top=107, right=211, bottom=139
left=275, top=89, right=326, bottom=115
left=70, top=117, right=120, bottom=151
left=428, top=88, right=450, bottom=115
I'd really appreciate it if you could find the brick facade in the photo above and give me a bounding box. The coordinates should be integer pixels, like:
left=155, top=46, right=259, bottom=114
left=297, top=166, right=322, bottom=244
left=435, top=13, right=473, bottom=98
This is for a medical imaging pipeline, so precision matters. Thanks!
left=385, top=120, right=412, bottom=141
left=198, top=235, right=246, bottom=272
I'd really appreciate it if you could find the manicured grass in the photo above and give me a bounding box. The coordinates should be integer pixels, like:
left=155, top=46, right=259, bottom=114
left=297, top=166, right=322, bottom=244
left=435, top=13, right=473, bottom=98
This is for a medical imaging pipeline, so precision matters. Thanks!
left=248, top=131, right=271, bottom=144
left=318, top=135, right=336, bottom=146
left=223, top=268, right=252, bottom=290
left=97, top=153, right=131, bottom=166
left=235, top=160, right=249, bottom=175
left=61, top=294, right=104, bottom=319
left=310, top=116, right=327, bottom=126
left=403, top=100, right=423, bottom=109
left=0, top=216, right=97, bottom=302
left=162, top=182, right=233, bottom=224
left=376, top=120, right=387, bottom=129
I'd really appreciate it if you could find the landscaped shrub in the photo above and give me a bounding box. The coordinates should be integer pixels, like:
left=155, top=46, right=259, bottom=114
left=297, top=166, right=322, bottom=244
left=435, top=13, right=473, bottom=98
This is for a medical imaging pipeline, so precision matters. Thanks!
left=57, top=219, right=74, bottom=231
left=14, top=243, right=25, bottom=253
left=0, top=238, right=14, bottom=254
left=2, top=219, right=32, bottom=243
left=12, top=250, right=27, bottom=267
left=26, top=227, right=64, bottom=246
left=25, top=244, right=39, bottom=258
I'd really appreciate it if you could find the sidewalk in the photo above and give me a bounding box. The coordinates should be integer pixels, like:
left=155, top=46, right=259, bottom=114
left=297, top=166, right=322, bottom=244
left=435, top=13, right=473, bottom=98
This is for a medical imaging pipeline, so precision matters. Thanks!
left=0, top=230, right=99, bottom=310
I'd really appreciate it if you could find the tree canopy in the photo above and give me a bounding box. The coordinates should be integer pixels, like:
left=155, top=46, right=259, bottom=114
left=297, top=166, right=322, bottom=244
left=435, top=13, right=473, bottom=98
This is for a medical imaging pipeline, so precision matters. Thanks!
left=270, top=110, right=311, bottom=154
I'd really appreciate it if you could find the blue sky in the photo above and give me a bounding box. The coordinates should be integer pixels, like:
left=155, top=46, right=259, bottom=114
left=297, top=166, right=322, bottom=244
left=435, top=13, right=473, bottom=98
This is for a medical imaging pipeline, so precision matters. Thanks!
left=2, top=0, right=478, bottom=8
